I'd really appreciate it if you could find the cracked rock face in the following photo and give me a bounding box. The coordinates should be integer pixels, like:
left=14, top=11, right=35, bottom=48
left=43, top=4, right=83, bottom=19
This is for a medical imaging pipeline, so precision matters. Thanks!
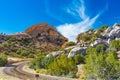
left=90, top=38, right=109, bottom=47
left=109, top=27, right=120, bottom=39
left=91, top=23, right=120, bottom=47
left=68, top=47, right=87, bottom=58
left=103, top=23, right=120, bottom=39
left=46, top=51, right=64, bottom=57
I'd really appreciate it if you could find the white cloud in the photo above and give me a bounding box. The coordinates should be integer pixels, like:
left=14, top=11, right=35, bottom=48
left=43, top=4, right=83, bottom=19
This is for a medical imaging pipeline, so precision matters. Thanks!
left=78, top=0, right=87, bottom=20
left=66, top=0, right=87, bottom=20
left=57, top=0, right=105, bottom=41
left=57, top=15, right=99, bottom=41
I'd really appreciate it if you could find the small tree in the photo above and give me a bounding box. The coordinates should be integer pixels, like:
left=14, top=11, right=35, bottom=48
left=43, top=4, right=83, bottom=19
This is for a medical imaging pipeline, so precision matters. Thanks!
left=84, top=45, right=120, bottom=79
left=0, top=54, right=8, bottom=66
left=74, top=54, right=85, bottom=65
left=110, top=40, right=120, bottom=51
left=48, top=54, right=77, bottom=77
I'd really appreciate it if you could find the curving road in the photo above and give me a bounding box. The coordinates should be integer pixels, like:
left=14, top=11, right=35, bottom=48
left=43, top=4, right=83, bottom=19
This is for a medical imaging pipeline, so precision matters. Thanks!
left=3, top=61, right=72, bottom=80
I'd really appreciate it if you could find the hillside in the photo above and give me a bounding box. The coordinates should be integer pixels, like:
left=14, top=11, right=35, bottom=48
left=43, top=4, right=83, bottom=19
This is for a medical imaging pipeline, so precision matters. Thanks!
left=0, top=23, right=68, bottom=57
left=25, top=23, right=67, bottom=50
left=28, top=23, right=120, bottom=79
left=0, top=23, right=120, bottom=79
left=43, top=23, right=120, bottom=59
left=76, top=23, right=120, bottom=47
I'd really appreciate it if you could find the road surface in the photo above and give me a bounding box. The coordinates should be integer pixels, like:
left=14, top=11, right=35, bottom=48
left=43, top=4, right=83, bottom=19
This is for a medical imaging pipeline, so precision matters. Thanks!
left=3, top=61, right=72, bottom=80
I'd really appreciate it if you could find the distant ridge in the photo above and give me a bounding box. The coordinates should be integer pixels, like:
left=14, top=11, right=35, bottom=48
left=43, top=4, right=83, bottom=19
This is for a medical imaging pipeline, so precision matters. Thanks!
left=0, top=23, right=68, bottom=53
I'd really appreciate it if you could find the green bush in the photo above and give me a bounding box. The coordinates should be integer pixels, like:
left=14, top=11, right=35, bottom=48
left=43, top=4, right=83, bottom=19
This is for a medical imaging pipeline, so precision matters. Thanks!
left=95, top=44, right=107, bottom=53
left=74, top=54, right=85, bottom=65
left=27, top=54, right=34, bottom=58
left=42, top=56, right=55, bottom=69
left=84, top=45, right=120, bottom=79
left=0, top=54, right=8, bottom=66
left=66, top=41, right=76, bottom=46
left=81, top=33, right=90, bottom=42
left=110, top=40, right=120, bottom=51
left=48, top=54, right=77, bottom=77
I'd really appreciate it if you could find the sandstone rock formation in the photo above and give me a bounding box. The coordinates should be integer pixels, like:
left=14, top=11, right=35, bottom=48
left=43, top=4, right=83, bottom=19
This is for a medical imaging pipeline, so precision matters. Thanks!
left=25, top=23, right=68, bottom=51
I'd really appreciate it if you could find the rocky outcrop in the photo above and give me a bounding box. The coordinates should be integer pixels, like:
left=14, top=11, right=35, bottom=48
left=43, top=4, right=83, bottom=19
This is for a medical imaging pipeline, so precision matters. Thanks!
left=90, top=38, right=109, bottom=47
left=90, top=23, right=120, bottom=47
left=116, top=51, right=120, bottom=60
left=64, top=46, right=75, bottom=52
left=26, top=23, right=59, bottom=36
left=76, top=23, right=120, bottom=47
left=48, top=23, right=120, bottom=58
left=46, top=46, right=76, bottom=58
left=102, top=23, right=120, bottom=43
left=8, top=32, right=31, bottom=40
left=25, top=23, right=68, bottom=51
left=46, top=51, right=64, bottom=57
left=68, top=47, right=87, bottom=58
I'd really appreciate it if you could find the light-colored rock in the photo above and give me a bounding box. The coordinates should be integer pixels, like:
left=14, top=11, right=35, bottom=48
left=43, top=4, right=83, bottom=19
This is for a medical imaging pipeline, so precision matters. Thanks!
left=91, top=23, right=120, bottom=47
left=109, top=27, right=120, bottom=38
left=68, top=47, right=87, bottom=58
left=102, top=23, right=120, bottom=40
left=116, top=51, right=120, bottom=60
left=63, top=46, right=75, bottom=54
left=102, top=27, right=112, bottom=38
left=46, top=51, right=64, bottom=57
left=90, top=38, right=108, bottom=47
left=107, top=38, right=112, bottom=44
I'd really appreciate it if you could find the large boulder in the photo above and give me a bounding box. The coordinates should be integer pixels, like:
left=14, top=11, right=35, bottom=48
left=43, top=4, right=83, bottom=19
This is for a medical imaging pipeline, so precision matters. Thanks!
left=68, top=47, right=87, bottom=58
left=90, top=38, right=109, bottom=47
left=109, top=26, right=120, bottom=39
left=63, top=46, right=75, bottom=53
left=46, top=51, right=64, bottom=57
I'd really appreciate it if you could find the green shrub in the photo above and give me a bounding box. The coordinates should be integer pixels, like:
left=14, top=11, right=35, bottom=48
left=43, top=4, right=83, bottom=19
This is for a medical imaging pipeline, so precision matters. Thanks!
left=110, top=40, right=120, bottom=51
left=27, top=54, right=34, bottom=58
left=84, top=45, right=120, bottom=79
left=66, top=41, right=76, bottom=46
left=48, top=54, right=77, bottom=77
left=0, top=54, right=8, bottom=66
left=74, top=54, right=85, bottom=65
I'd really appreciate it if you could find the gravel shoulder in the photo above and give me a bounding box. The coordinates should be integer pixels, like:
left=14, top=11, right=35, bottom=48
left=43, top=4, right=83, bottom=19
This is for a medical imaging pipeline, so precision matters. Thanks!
left=0, top=57, right=22, bottom=80
left=0, top=67, right=20, bottom=80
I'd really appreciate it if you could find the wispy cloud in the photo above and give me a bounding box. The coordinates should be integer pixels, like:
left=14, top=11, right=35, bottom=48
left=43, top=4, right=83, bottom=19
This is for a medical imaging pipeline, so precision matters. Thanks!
left=57, top=15, right=99, bottom=41
left=77, top=0, right=87, bottom=20
left=66, top=0, right=87, bottom=20
left=57, top=0, right=107, bottom=41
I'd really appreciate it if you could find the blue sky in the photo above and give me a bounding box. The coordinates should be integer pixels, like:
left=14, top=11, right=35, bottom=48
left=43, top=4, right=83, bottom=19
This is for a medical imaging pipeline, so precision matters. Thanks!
left=0, top=0, right=120, bottom=41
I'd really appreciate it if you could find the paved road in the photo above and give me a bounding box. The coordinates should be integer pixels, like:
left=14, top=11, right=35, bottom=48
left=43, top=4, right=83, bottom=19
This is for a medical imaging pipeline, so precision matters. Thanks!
left=3, top=61, right=72, bottom=80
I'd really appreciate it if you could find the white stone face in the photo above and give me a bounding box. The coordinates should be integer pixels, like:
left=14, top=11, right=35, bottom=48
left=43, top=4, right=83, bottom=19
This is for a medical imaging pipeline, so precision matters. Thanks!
left=102, top=23, right=120, bottom=40
left=68, top=47, right=87, bottom=58
left=46, top=51, right=64, bottom=57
